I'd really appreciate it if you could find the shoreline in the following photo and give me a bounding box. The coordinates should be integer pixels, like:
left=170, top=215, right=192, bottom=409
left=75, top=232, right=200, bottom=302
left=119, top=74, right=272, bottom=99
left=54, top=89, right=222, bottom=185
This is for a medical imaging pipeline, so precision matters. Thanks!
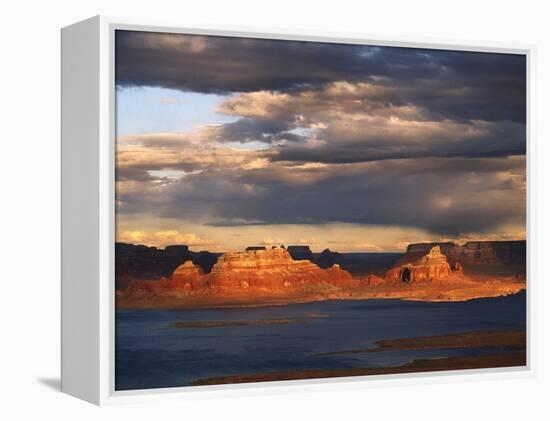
left=192, top=351, right=526, bottom=386
left=189, top=328, right=526, bottom=387
left=314, top=329, right=526, bottom=356
left=116, top=282, right=526, bottom=311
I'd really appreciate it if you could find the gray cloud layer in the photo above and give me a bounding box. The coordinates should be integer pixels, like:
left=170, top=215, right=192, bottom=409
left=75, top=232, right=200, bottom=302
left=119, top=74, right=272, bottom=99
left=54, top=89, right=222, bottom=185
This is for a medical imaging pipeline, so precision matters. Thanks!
left=115, top=31, right=526, bottom=237
left=116, top=31, right=526, bottom=123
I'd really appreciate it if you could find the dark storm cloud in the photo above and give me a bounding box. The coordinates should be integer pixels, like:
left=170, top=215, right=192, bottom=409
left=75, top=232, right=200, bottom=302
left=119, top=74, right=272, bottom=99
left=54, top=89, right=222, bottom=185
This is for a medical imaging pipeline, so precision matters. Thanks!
left=214, top=83, right=526, bottom=162
left=115, top=31, right=527, bottom=237
left=214, top=165, right=522, bottom=236
left=116, top=31, right=384, bottom=92
left=220, top=118, right=304, bottom=143
left=397, top=51, right=526, bottom=123
left=116, top=30, right=526, bottom=123
left=116, top=133, right=525, bottom=236
left=272, top=120, right=526, bottom=163
left=221, top=158, right=524, bottom=236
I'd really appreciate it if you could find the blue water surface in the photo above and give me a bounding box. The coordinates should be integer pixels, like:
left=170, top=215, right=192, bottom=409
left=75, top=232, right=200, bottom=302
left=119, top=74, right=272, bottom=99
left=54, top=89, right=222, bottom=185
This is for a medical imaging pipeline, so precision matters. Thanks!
left=115, top=291, right=526, bottom=390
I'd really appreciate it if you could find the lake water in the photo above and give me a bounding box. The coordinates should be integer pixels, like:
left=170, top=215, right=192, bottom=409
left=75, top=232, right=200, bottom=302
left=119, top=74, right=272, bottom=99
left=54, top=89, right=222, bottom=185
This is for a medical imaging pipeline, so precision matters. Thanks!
left=115, top=291, right=526, bottom=391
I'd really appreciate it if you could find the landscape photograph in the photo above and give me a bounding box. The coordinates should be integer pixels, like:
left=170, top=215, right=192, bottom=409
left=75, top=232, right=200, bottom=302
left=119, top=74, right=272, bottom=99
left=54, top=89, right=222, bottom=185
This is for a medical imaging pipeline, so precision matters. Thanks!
left=114, top=30, right=527, bottom=391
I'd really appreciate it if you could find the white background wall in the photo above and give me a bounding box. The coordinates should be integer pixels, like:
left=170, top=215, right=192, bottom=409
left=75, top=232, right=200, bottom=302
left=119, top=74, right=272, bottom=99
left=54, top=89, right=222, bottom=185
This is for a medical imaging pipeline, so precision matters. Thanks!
left=1, top=0, right=548, bottom=419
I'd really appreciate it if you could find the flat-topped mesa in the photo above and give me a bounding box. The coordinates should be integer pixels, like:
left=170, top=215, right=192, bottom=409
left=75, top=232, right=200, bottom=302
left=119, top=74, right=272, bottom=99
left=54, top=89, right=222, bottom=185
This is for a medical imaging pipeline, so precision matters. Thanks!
left=164, top=245, right=190, bottom=256
left=385, top=246, right=463, bottom=284
left=208, top=248, right=353, bottom=294
left=287, top=245, right=314, bottom=261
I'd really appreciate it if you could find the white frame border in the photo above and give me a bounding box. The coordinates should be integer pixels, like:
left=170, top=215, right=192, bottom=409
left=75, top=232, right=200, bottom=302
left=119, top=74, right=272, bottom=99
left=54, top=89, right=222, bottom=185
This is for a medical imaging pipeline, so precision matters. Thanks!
left=94, top=15, right=535, bottom=405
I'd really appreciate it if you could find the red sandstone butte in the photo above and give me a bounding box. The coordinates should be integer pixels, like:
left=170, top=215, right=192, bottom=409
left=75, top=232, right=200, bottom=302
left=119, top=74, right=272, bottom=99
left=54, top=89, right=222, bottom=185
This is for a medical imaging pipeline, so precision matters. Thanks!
left=125, top=248, right=355, bottom=298
left=207, top=248, right=354, bottom=294
left=362, top=274, right=386, bottom=286
left=385, top=246, right=464, bottom=284
left=119, top=244, right=525, bottom=306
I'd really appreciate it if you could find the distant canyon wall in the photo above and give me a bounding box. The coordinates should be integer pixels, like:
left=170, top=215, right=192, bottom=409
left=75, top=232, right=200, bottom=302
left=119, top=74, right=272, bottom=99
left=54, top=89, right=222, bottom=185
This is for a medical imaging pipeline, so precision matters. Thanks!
left=385, top=246, right=463, bottom=284
left=115, top=243, right=219, bottom=287
left=397, top=240, right=526, bottom=267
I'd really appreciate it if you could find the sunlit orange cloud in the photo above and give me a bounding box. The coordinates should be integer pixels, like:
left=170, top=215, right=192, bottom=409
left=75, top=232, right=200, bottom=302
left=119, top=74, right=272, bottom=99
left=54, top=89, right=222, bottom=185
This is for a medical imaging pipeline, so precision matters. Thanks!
left=115, top=219, right=525, bottom=253
left=215, top=82, right=493, bottom=146
left=116, top=230, right=225, bottom=252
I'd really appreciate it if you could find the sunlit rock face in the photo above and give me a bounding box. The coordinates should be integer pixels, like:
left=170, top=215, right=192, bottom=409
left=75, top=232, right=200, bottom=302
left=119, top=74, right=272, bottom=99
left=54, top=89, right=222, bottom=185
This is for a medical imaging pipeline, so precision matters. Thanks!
left=208, top=248, right=353, bottom=294
left=171, top=261, right=207, bottom=290
left=125, top=276, right=171, bottom=297
left=126, top=248, right=355, bottom=297
left=385, top=246, right=463, bottom=284
left=126, top=261, right=206, bottom=296
left=361, top=274, right=386, bottom=286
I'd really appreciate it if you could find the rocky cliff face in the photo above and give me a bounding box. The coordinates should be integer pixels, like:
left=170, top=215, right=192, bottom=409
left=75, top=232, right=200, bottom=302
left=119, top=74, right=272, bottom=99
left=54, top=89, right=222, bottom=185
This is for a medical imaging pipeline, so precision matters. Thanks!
left=398, top=240, right=526, bottom=266
left=171, top=261, right=207, bottom=290
left=208, top=248, right=354, bottom=294
left=115, top=242, right=219, bottom=288
left=118, top=244, right=526, bottom=307
left=385, top=246, right=463, bottom=284
left=125, top=248, right=355, bottom=297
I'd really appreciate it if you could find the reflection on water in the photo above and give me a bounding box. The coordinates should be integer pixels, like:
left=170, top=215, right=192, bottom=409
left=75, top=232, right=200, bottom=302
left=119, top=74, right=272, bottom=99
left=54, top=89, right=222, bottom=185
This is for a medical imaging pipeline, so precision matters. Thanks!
left=115, top=291, right=526, bottom=391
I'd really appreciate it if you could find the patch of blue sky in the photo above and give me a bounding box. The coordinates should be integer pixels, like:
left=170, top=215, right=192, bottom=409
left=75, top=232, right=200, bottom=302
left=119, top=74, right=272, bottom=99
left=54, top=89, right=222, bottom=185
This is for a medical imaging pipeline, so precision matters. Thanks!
left=116, top=86, right=239, bottom=136
left=148, top=169, right=202, bottom=180
left=225, top=141, right=272, bottom=150
left=288, top=126, right=316, bottom=137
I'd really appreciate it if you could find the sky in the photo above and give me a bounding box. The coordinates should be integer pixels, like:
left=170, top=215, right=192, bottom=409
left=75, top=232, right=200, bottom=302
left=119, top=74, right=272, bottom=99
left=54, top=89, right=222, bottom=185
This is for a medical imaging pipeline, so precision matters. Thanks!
left=114, top=30, right=526, bottom=252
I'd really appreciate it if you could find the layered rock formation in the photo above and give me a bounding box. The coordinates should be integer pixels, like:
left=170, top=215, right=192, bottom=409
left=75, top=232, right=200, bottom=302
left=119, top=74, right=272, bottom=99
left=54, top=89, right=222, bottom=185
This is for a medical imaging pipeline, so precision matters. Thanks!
left=121, top=241, right=525, bottom=303
left=124, top=248, right=355, bottom=298
left=171, top=261, right=207, bottom=290
left=118, top=241, right=526, bottom=307
left=115, top=242, right=219, bottom=287
left=208, top=248, right=354, bottom=294
left=397, top=240, right=526, bottom=267
left=362, top=274, right=386, bottom=286
left=385, top=246, right=463, bottom=284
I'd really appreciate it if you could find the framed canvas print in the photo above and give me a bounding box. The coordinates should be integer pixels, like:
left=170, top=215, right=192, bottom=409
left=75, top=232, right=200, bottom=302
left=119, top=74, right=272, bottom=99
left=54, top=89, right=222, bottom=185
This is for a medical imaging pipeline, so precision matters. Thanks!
left=61, top=16, right=533, bottom=405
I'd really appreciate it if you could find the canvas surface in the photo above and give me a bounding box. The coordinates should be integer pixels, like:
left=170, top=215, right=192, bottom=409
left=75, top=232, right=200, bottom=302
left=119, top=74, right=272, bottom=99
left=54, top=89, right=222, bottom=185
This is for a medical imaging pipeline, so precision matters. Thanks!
left=113, top=29, right=527, bottom=391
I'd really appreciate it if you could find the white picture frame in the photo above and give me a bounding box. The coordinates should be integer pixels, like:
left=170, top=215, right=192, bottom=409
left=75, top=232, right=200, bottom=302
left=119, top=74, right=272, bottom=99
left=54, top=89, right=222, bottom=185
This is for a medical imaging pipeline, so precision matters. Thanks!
left=61, top=15, right=535, bottom=405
